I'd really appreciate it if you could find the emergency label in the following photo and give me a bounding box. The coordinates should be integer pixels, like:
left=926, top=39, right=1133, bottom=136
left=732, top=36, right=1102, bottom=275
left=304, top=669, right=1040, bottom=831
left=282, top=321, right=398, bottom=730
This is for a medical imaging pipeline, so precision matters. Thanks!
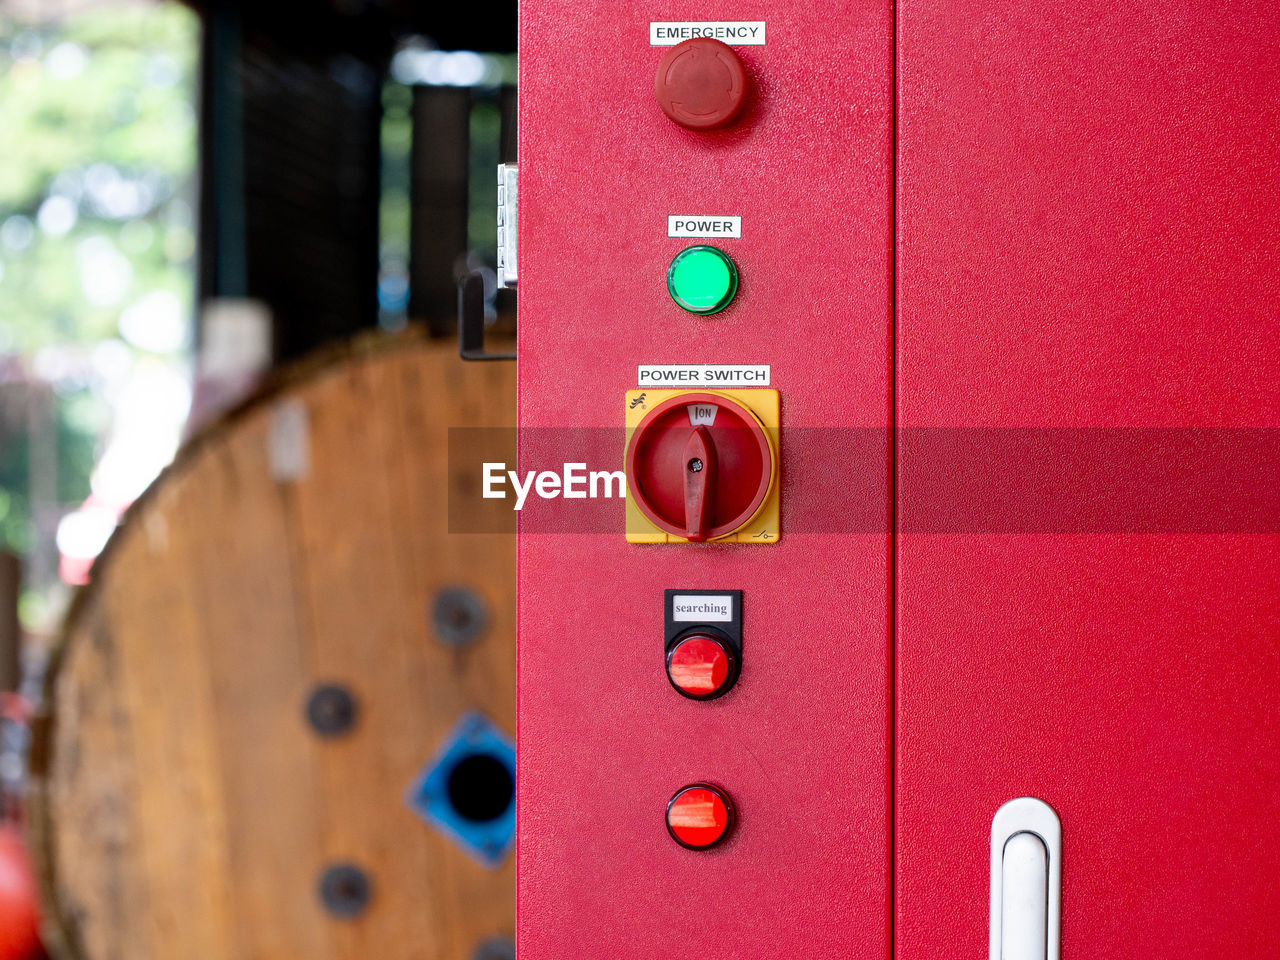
left=672, top=594, right=734, bottom=622
left=668, top=215, right=741, bottom=239
left=639, top=364, right=771, bottom=388
left=649, top=21, right=766, bottom=45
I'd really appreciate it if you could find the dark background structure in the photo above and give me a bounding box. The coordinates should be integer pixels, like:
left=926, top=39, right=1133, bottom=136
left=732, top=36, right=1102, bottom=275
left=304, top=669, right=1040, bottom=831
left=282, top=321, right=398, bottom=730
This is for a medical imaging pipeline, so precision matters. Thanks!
left=194, top=0, right=517, bottom=360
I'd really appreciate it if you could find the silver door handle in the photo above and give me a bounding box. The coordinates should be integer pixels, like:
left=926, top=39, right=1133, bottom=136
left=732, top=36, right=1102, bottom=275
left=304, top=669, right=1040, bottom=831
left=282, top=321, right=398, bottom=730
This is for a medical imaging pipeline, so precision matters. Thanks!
left=990, top=797, right=1061, bottom=960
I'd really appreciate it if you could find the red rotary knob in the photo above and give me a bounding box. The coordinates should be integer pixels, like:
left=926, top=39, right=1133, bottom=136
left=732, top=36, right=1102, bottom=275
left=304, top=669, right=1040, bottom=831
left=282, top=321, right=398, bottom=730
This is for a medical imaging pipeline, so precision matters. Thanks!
left=666, top=633, right=737, bottom=700
left=666, top=783, right=736, bottom=850
left=626, top=392, right=775, bottom=542
left=654, top=38, right=748, bottom=131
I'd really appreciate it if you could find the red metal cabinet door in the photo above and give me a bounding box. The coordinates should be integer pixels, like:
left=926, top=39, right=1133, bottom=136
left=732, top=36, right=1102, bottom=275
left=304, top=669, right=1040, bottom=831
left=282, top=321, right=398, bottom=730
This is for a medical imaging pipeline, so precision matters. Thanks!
left=897, top=1, right=1280, bottom=956
left=516, top=3, right=894, bottom=957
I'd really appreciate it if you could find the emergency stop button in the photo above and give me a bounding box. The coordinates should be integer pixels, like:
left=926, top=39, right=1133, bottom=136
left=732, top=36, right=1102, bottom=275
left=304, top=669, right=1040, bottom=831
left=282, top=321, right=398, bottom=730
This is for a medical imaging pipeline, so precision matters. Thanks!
left=654, top=38, right=748, bottom=131
left=666, top=783, right=735, bottom=850
left=626, top=392, right=776, bottom=542
left=666, top=633, right=737, bottom=700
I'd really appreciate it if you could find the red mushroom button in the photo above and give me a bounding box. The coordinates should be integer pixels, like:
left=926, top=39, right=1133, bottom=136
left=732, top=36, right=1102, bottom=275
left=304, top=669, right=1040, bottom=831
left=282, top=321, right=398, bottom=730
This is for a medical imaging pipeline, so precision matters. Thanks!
left=654, top=38, right=748, bottom=131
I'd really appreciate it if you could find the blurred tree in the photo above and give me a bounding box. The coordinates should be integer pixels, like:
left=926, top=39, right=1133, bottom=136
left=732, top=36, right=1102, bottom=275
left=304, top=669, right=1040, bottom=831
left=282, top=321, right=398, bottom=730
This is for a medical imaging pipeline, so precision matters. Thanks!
left=0, top=385, right=95, bottom=553
left=0, top=3, right=198, bottom=351
left=0, top=3, right=198, bottom=575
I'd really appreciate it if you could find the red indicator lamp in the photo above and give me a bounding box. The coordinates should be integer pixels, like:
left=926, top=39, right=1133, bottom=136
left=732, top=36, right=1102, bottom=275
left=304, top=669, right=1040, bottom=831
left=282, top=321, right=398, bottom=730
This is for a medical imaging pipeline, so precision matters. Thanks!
left=666, top=633, right=737, bottom=700
left=666, top=783, right=735, bottom=850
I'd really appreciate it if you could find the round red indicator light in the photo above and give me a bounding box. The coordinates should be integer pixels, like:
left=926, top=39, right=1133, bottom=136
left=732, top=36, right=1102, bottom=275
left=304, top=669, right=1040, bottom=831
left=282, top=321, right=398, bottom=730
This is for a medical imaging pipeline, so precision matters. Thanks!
left=666, top=783, right=735, bottom=850
left=654, top=38, right=748, bottom=131
left=625, top=392, right=775, bottom=542
left=666, top=633, right=737, bottom=700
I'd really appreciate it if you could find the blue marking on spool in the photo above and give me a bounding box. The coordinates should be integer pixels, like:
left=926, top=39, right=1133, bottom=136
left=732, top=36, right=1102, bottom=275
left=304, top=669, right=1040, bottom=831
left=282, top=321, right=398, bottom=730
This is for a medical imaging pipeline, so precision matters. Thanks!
left=407, top=711, right=516, bottom=867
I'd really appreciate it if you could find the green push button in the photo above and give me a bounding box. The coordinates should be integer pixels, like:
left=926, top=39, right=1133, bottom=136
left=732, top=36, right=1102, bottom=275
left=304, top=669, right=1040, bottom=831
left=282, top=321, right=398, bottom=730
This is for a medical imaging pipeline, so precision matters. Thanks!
left=667, top=245, right=738, bottom=315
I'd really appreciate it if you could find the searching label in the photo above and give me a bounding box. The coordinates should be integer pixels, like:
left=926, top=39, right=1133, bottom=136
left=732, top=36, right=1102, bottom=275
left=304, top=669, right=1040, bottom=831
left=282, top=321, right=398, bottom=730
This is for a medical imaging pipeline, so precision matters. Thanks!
left=672, top=594, right=735, bottom=622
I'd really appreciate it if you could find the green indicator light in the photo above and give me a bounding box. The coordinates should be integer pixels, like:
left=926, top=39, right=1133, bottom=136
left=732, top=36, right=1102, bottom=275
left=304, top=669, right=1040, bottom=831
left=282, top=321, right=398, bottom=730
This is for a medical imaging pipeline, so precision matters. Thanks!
left=667, top=245, right=738, bottom=315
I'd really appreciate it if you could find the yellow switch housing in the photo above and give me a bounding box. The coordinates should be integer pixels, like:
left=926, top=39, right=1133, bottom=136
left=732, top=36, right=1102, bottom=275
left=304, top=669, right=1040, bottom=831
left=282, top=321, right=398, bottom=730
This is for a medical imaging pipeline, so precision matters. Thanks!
left=624, top=388, right=780, bottom=544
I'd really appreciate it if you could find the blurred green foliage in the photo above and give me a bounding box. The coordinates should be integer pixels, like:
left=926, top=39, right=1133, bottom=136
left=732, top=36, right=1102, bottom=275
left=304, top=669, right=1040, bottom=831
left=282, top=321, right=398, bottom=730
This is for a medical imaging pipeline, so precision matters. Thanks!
left=0, top=387, right=97, bottom=552
left=0, top=3, right=198, bottom=560
left=467, top=100, right=500, bottom=253
left=0, top=3, right=198, bottom=350
left=380, top=80, right=413, bottom=265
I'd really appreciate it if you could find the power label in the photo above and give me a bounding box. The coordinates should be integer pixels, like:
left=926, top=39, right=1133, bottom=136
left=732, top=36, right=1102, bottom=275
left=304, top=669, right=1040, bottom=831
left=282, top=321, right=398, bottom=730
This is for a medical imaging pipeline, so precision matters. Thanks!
left=668, top=215, right=742, bottom=239
left=649, top=21, right=767, bottom=45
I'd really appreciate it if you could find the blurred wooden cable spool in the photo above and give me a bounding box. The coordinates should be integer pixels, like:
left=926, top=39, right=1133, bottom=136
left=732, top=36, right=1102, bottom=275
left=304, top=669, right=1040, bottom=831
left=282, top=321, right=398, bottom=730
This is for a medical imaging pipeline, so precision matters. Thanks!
left=28, top=330, right=516, bottom=960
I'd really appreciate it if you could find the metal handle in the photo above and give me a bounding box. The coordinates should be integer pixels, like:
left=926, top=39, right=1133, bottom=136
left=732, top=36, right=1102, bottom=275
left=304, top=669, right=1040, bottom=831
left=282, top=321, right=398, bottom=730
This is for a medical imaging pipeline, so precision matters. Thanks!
left=990, top=797, right=1061, bottom=960
left=458, top=271, right=515, bottom=362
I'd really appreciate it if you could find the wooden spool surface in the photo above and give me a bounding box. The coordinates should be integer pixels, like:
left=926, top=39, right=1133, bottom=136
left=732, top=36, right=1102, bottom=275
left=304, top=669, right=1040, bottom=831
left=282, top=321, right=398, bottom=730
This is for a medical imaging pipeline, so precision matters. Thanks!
left=30, top=331, right=515, bottom=960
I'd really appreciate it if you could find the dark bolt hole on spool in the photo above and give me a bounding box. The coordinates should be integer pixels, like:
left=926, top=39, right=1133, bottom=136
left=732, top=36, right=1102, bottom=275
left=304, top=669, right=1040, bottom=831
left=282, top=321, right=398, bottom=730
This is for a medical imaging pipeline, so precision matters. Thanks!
left=306, top=684, right=357, bottom=737
left=688, top=458, right=704, bottom=473
left=432, top=587, right=489, bottom=647
left=447, top=752, right=515, bottom=823
left=318, top=863, right=372, bottom=918
left=472, top=937, right=516, bottom=960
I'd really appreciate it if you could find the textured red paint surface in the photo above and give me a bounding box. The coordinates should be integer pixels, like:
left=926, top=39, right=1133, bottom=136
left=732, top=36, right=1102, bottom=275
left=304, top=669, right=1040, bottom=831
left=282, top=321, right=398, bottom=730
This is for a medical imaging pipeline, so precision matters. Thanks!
left=516, top=2, right=894, bottom=957
left=519, top=0, right=1279, bottom=953
left=897, top=0, right=1280, bottom=956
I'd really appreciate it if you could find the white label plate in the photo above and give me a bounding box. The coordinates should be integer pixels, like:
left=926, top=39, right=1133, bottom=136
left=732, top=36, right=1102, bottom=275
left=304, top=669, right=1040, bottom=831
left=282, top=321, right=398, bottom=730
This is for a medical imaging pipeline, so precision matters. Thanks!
left=638, top=364, right=771, bottom=388
left=668, top=215, right=742, bottom=239
left=649, top=21, right=766, bottom=45
left=672, top=594, right=734, bottom=622
left=268, top=399, right=310, bottom=481
left=686, top=403, right=719, bottom=426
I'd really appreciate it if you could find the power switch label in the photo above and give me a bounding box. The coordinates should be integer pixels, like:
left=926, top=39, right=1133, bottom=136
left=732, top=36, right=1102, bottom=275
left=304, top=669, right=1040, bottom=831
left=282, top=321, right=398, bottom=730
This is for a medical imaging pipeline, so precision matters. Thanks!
left=638, top=365, right=771, bottom=387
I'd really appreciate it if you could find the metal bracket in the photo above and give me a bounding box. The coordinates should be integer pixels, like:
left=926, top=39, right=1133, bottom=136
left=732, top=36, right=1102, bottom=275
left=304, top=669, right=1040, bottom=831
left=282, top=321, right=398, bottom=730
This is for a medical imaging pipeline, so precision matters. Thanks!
left=497, top=163, right=517, bottom=289
left=458, top=271, right=516, bottom=361
left=459, top=164, right=517, bottom=361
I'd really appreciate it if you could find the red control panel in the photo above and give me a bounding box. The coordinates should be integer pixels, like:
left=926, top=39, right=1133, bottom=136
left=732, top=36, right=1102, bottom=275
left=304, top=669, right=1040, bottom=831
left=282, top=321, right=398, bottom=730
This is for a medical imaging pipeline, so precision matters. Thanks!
left=517, top=3, right=893, bottom=957
left=896, top=1, right=1280, bottom=956
left=516, top=1, right=1279, bottom=956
